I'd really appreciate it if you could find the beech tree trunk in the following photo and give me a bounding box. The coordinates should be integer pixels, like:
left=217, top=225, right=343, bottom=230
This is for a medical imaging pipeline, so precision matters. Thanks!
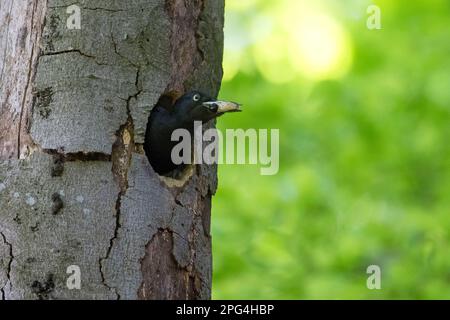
left=0, top=0, right=224, bottom=300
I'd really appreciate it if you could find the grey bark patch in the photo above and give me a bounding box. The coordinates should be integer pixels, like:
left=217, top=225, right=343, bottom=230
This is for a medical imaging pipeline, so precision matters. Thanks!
left=31, top=52, right=135, bottom=153
left=171, top=205, right=194, bottom=268
left=102, top=153, right=174, bottom=299
left=0, top=153, right=118, bottom=299
left=32, top=0, right=173, bottom=151
left=102, top=152, right=214, bottom=300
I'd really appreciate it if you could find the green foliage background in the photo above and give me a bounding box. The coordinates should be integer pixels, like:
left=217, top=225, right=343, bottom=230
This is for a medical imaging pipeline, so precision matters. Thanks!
left=212, top=0, right=450, bottom=299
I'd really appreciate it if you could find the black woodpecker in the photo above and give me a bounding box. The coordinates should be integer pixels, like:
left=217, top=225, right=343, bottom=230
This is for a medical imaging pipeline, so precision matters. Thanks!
left=144, top=91, right=241, bottom=175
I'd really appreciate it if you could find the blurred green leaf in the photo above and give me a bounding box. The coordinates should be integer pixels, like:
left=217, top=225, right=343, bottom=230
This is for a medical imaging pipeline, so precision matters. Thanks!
left=213, top=0, right=450, bottom=299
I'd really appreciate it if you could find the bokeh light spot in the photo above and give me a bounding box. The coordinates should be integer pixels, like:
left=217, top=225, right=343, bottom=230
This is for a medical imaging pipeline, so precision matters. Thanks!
left=288, top=11, right=353, bottom=80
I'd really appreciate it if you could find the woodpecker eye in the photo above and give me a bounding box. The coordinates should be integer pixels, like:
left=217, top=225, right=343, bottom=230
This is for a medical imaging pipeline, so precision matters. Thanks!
left=193, top=94, right=201, bottom=102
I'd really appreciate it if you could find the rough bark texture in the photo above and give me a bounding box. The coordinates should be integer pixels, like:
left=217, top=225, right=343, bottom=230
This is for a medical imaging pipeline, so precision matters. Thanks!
left=0, top=0, right=224, bottom=300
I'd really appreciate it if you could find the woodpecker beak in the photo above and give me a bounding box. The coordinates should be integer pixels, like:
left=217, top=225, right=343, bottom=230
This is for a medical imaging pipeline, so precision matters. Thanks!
left=203, top=100, right=242, bottom=113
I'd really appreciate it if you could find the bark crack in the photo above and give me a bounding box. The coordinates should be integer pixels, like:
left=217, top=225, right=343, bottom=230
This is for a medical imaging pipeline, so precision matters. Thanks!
left=98, top=197, right=122, bottom=299
left=0, top=231, right=13, bottom=300
left=110, top=31, right=139, bottom=68
left=48, top=4, right=124, bottom=13
left=42, top=149, right=111, bottom=161
left=99, top=68, right=141, bottom=299
left=41, top=49, right=107, bottom=65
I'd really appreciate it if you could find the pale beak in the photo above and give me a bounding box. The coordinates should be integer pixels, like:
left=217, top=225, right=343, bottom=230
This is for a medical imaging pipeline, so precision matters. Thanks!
left=203, top=100, right=242, bottom=113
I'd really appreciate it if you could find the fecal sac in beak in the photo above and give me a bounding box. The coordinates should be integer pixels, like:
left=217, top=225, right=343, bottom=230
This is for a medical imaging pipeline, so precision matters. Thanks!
left=203, top=100, right=242, bottom=113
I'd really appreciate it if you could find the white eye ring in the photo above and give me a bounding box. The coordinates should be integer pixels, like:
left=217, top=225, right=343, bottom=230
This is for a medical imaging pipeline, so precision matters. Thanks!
left=193, top=94, right=201, bottom=102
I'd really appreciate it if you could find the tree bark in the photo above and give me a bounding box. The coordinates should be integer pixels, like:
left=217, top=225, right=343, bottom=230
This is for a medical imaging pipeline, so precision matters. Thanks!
left=0, top=0, right=224, bottom=300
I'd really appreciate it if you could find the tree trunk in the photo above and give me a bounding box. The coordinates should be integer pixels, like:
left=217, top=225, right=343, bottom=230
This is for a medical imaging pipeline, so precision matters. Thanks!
left=0, top=0, right=224, bottom=300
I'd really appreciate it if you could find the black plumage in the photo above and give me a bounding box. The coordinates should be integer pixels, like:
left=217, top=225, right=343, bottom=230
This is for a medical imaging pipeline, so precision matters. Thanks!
left=144, top=91, right=240, bottom=175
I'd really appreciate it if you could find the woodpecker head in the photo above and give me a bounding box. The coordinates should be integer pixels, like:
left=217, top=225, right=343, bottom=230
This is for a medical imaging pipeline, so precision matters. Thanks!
left=173, top=91, right=241, bottom=124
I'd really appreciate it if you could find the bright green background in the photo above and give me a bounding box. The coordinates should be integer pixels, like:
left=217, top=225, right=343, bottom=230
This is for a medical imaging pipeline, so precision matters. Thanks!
left=212, top=0, right=450, bottom=299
